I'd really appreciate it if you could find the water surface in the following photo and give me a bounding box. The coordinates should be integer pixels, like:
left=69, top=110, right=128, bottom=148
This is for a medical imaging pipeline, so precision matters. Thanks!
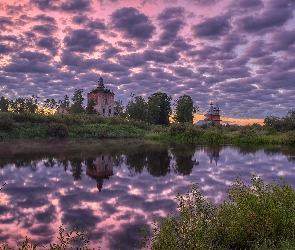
left=0, top=139, right=295, bottom=249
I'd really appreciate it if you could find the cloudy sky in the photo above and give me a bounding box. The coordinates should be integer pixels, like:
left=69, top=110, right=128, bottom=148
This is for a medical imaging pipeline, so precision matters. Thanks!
left=0, top=0, right=295, bottom=119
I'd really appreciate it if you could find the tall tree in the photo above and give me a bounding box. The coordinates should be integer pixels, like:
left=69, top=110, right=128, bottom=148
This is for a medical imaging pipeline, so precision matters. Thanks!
left=126, top=95, right=148, bottom=121
left=114, top=100, right=125, bottom=117
left=174, top=94, right=198, bottom=123
left=148, top=92, right=172, bottom=125
left=0, top=96, right=10, bottom=112
left=70, top=89, right=85, bottom=114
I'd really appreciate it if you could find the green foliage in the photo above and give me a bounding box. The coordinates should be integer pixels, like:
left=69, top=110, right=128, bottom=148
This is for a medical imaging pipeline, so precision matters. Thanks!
left=48, top=123, right=69, bottom=138
left=126, top=95, right=148, bottom=122
left=9, top=95, right=39, bottom=114
left=58, top=95, right=70, bottom=109
left=239, top=125, right=259, bottom=138
left=168, top=123, right=186, bottom=136
left=0, top=96, right=10, bottom=112
left=148, top=92, right=172, bottom=125
left=284, top=131, right=295, bottom=145
left=174, top=94, right=198, bottom=123
left=86, top=99, right=97, bottom=114
left=0, top=223, right=99, bottom=250
left=70, top=89, right=85, bottom=114
left=142, top=176, right=295, bottom=250
left=69, top=124, right=144, bottom=138
left=114, top=99, right=125, bottom=117
left=264, top=110, right=295, bottom=132
left=43, top=98, right=58, bottom=110
left=0, top=113, right=14, bottom=131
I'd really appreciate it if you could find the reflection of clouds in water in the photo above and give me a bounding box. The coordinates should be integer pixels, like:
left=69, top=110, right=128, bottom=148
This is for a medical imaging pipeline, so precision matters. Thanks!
left=0, top=145, right=295, bottom=248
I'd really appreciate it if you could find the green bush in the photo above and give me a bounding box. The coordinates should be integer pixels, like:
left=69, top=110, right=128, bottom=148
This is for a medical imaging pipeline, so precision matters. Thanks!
left=150, top=125, right=168, bottom=134
left=142, top=176, right=295, bottom=249
left=48, top=123, right=69, bottom=138
left=184, top=124, right=203, bottom=139
left=284, top=131, right=295, bottom=145
left=168, top=123, right=186, bottom=136
left=0, top=113, right=14, bottom=131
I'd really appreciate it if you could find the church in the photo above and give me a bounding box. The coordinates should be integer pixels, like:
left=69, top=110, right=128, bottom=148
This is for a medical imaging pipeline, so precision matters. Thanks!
left=87, top=77, right=115, bottom=117
left=195, top=100, right=222, bottom=126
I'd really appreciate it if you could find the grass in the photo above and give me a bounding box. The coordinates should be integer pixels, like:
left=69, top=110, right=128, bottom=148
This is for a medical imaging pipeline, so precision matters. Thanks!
left=141, top=175, right=295, bottom=250
left=1, top=112, right=295, bottom=145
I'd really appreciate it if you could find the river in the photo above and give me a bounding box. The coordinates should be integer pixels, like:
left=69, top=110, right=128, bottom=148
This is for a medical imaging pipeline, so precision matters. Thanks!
left=0, top=139, right=295, bottom=249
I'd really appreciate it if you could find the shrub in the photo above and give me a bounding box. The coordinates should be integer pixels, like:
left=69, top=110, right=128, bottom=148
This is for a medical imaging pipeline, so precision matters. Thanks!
left=150, top=125, right=168, bottom=134
left=184, top=124, right=203, bottom=139
left=0, top=113, right=14, bottom=131
left=168, top=123, right=186, bottom=136
left=48, top=123, right=69, bottom=138
left=284, top=131, right=295, bottom=145
left=142, top=176, right=295, bottom=249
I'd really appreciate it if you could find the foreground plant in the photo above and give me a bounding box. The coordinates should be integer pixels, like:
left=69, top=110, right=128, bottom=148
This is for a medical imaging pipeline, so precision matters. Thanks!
left=141, top=176, right=295, bottom=249
left=0, top=223, right=100, bottom=250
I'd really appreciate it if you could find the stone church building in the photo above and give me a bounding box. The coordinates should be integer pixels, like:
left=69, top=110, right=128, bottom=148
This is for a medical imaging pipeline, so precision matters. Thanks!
left=87, top=77, right=114, bottom=117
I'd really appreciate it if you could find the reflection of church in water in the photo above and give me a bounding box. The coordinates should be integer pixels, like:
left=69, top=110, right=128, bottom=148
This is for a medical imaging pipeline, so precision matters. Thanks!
left=206, top=148, right=220, bottom=166
left=86, top=155, right=114, bottom=192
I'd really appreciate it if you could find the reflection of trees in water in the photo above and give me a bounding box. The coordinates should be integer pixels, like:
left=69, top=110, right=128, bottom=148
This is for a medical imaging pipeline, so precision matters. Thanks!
left=125, top=151, right=147, bottom=177
left=57, top=158, right=69, bottom=172
left=171, top=144, right=197, bottom=175
left=13, top=159, right=38, bottom=171
left=44, top=157, right=56, bottom=167
left=281, top=147, right=295, bottom=163
left=124, top=145, right=171, bottom=177
left=146, top=150, right=171, bottom=177
left=113, top=155, right=124, bottom=168
left=69, top=157, right=84, bottom=181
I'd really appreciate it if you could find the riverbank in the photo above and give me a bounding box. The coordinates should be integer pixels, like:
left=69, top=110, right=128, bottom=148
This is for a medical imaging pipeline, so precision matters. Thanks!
left=1, top=112, right=295, bottom=145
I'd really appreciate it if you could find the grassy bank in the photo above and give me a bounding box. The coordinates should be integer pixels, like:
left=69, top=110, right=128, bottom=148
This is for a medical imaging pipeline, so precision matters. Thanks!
left=1, top=113, right=295, bottom=145
left=0, top=112, right=147, bottom=139
left=145, top=123, right=295, bottom=145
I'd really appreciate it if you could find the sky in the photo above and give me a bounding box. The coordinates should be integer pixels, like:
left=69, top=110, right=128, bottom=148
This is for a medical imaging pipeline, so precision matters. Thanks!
left=0, top=0, right=295, bottom=120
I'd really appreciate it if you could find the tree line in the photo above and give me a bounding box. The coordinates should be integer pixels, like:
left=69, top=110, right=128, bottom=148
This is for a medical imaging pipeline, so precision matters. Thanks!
left=0, top=90, right=199, bottom=125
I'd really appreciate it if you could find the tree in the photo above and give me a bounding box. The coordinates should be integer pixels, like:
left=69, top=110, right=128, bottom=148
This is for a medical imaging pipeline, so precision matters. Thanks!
left=0, top=96, right=10, bottom=112
left=58, top=95, right=70, bottom=109
left=70, top=89, right=84, bottom=114
left=126, top=95, right=148, bottom=121
left=114, top=100, right=125, bottom=117
left=174, top=94, right=198, bottom=123
left=10, top=95, right=39, bottom=113
left=44, top=98, right=58, bottom=110
left=43, top=98, right=58, bottom=114
left=148, top=92, right=172, bottom=125
left=86, top=99, right=97, bottom=114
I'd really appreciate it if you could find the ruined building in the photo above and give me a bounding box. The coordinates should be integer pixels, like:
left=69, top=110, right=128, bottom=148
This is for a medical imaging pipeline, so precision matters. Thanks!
left=87, top=77, right=114, bottom=117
